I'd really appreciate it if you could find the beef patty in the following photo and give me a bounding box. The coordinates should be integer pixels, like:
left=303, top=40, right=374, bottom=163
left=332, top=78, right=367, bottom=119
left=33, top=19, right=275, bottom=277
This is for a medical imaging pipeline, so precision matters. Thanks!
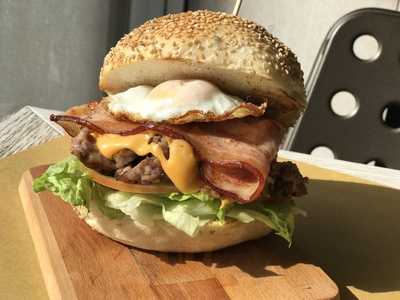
left=71, top=128, right=307, bottom=198
left=71, top=128, right=167, bottom=184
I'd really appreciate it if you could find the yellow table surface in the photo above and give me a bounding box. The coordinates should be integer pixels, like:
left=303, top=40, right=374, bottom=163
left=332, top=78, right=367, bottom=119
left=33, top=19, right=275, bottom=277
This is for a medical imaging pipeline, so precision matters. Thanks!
left=0, top=137, right=399, bottom=299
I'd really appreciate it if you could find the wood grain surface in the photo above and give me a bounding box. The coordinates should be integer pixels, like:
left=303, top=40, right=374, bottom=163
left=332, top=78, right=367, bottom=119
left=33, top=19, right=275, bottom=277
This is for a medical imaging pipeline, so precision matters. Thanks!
left=19, top=165, right=339, bottom=300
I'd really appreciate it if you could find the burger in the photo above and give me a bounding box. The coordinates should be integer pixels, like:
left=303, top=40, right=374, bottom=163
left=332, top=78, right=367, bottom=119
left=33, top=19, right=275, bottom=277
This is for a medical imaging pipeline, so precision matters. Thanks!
left=33, top=10, right=308, bottom=252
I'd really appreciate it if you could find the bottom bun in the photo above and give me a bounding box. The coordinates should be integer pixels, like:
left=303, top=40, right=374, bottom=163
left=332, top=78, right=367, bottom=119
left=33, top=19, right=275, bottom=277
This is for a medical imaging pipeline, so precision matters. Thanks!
left=74, top=198, right=272, bottom=253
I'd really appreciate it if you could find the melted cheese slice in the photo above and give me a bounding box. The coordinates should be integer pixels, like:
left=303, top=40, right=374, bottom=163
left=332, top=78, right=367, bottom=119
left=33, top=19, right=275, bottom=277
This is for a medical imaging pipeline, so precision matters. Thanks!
left=95, top=132, right=201, bottom=193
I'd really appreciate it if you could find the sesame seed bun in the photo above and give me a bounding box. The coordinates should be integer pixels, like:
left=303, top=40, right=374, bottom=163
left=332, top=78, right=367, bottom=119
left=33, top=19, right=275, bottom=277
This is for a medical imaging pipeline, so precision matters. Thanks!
left=74, top=199, right=272, bottom=253
left=99, top=10, right=306, bottom=125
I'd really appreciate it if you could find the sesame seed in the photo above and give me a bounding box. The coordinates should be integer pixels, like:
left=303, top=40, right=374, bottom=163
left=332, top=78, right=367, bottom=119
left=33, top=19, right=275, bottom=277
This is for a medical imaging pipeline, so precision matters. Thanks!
left=100, top=9, right=304, bottom=103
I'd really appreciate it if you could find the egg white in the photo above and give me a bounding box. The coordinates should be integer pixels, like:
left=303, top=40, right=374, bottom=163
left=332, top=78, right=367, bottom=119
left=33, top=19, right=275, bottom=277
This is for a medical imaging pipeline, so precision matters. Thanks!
left=107, top=79, right=244, bottom=122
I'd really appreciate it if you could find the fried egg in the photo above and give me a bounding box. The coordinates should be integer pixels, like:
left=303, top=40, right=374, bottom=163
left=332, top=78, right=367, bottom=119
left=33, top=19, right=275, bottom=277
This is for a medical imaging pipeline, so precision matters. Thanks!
left=106, top=79, right=266, bottom=124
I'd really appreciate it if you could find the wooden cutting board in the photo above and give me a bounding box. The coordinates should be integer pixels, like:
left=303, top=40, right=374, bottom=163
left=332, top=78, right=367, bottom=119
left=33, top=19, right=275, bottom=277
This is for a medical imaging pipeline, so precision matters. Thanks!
left=19, top=166, right=339, bottom=300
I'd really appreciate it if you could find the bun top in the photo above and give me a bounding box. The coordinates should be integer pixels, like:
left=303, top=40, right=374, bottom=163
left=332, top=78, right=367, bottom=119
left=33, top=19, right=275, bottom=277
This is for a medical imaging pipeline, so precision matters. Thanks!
left=99, top=10, right=306, bottom=125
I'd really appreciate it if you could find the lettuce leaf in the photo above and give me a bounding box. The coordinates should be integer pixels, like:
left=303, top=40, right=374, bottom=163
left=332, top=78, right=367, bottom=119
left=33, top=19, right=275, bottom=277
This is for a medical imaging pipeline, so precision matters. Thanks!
left=162, top=204, right=210, bottom=236
left=33, top=156, right=92, bottom=206
left=168, top=191, right=217, bottom=202
left=104, top=191, right=220, bottom=236
left=226, top=202, right=297, bottom=245
left=33, top=156, right=303, bottom=243
left=93, top=185, right=125, bottom=219
left=105, top=192, right=163, bottom=225
left=33, top=156, right=123, bottom=219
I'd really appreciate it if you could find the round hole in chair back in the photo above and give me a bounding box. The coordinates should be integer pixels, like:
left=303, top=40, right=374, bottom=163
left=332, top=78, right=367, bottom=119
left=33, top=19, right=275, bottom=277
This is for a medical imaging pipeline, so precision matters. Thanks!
left=310, top=146, right=335, bottom=159
left=381, top=102, right=400, bottom=130
left=330, top=91, right=359, bottom=118
left=353, top=34, right=381, bottom=61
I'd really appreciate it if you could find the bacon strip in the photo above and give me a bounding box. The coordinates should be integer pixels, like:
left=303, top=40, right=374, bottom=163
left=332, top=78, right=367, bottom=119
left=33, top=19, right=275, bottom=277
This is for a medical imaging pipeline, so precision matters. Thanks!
left=51, top=102, right=284, bottom=203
